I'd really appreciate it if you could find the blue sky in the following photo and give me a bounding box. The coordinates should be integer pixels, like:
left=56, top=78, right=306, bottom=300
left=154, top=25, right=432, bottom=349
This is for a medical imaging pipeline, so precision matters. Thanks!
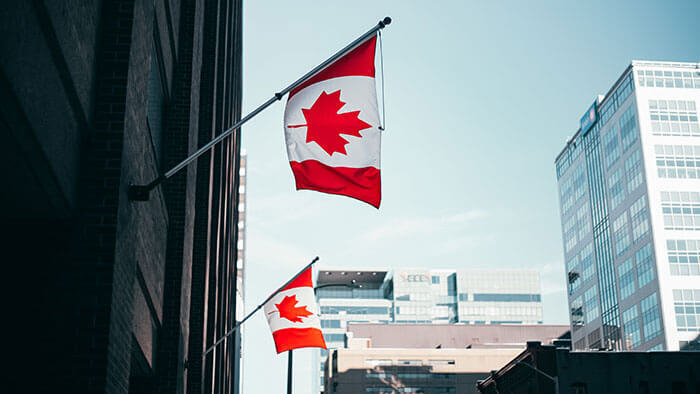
left=240, top=1, right=699, bottom=392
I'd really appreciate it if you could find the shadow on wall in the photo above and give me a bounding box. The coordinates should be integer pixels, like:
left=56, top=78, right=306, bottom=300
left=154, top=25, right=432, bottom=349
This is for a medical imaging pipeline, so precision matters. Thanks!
left=326, top=364, right=490, bottom=394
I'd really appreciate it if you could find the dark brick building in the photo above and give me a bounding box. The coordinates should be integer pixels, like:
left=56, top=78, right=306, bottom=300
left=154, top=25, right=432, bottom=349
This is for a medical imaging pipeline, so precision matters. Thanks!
left=476, top=341, right=700, bottom=394
left=1, top=1, right=243, bottom=393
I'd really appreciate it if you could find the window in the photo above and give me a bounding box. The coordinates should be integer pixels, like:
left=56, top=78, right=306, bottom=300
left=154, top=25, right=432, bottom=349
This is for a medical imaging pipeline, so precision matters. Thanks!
left=427, top=360, right=455, bottom=366
left=147, top=41, right=165, bottom=166
left=568, top=255, right=581, bottom=295
left=655, top=144, right=700, bottom=179
left=613, top=213, right=630, bottom=257
left=398, top=360, right=422, bottom=366
left=623, top=305, right=641, bottom=348
left=661, top=191, right=700, bottom=231
left=619, top=105, right=638, bottom=152
left=564, top=215, right=577, bottom=253
left=630, top=196, right=649, bottom=242
left=603, top=125, right=621, bottom=169
left=560, top=177, right=574, bottom=216
left=573, top=165, right=587, bottom=202
left=638, top=69, right=700, bottom=90
left=580, top=243, right=595, bottom=283
left=431, top=276, right=440, bottom=284
left=321, top=320, right=341, bottom=328
left=323, top=334, right=346, bottom=342
left=618, top=257, right=636, bottom=300
left=608, top=167, right=625, bottom=211
left=320, top=306, right=390, bottom=315
left=365, top=359, right=392, bottom=366
left=649, top=99, right=700, bottom=136
left=667, top=239, right=700, bottom=275
left=577, top=205, right=590, bottom=240
left=584, top=285, right=599, bottom=322
left=625, top=150, right=643, bottom=193
left=641, top=293, right=661, bottom=341
left=366, top=373, right=393, bottom=379
left=571, top=296, right=584, bottom=326
left=472, top=294, right=541, bottom=302
left=636, top=244, right=655, bottom=287
left=673, top=289, right=700, bottom=332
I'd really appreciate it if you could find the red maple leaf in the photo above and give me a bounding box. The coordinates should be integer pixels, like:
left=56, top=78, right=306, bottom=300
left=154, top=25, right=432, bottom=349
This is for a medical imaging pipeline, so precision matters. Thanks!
left=287, top=90, right=371, bottom=156
left=275, top=295, right=313, bottom=323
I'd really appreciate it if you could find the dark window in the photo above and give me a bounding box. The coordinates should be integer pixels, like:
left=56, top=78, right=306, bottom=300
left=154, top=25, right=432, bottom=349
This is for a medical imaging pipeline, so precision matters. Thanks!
left=147, top=40, right=165, bottom=166
left=672, top=381, right=687, bottom=394
left=431, top=276, right=440, bottom=284
left=639, top=381, right=650, bottom=394
left=572, top=383, right=587, bottom=394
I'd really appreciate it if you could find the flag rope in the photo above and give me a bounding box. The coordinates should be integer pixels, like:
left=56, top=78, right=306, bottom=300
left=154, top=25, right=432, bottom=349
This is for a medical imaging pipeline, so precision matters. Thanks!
left=378, top=30, right=386, bottom=131
left=129, top=17, right=392, bottom=201
left=202, top=256, right=320, bottom=357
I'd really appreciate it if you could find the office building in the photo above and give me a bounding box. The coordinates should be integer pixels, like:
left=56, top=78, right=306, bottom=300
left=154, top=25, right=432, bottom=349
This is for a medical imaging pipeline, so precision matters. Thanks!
left=1, top=1, right=244, bottom=393
left=476, top=341, right=700, bottom=394
left=324, top=324, right=570, bottom=394
left=555, top=61, right=700, bottom=351
left=314, top=268, right=544, bottom=393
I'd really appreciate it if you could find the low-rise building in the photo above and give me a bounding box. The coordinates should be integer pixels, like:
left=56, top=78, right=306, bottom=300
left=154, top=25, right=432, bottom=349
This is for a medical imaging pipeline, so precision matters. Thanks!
left=324, top=324, right=570, bottom=394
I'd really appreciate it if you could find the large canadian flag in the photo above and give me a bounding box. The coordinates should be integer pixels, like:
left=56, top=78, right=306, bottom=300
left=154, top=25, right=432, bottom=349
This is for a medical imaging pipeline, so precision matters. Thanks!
left=284, top=35, right=382, bottom=208
left=263, top=267, right=327, bottom=353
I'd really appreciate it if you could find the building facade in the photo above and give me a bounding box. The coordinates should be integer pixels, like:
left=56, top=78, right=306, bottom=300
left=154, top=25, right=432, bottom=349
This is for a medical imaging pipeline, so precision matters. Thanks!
left=1, top=1, right=244, bottom=393
left=476, top=341, right=700, bottom=394
left=323, top=324, right=570, bottom=394
left=314, top=268, right=543, bottom=393
left=555, top=61, right=700, bottom=352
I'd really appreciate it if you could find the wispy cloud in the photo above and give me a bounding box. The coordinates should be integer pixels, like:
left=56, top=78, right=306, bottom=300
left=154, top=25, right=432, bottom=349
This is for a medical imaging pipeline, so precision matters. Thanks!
left=359, top=209, right=488, bottom=242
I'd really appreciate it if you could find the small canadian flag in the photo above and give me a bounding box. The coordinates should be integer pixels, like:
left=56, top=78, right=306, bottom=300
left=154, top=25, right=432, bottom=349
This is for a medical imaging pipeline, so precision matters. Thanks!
left=263, top=267, right=327, bottom=353
left=284, top=35, right=382, bottom=208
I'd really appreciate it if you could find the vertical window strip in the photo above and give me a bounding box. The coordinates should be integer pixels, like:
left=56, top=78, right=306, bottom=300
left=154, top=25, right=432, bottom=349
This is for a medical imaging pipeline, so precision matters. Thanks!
left=641, top=293, right=661, bottom=341
left=617, top=257, right=636, bottom=300
left=622, top=305, right=641, bottom=348
left=580, top=243, right=595, bottom=283
left=636, top=244, right=655, bottom=288
left=630, top=196, right=649, bottom=242
left=613, top=213, right=630, bottom=257
left=625, top=150, right=643, bottom=193
left=584, top=285, right=599, bottom=322
left=603, top=125, right=621, bottom=169
left=608, top=167, right=625, bottom=211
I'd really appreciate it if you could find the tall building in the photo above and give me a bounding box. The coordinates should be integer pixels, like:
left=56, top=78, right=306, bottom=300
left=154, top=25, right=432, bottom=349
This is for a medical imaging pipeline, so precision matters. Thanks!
left=555, top=61, right=700, bottom=352
left=314, top=268, right=543, bottom=393
left=1, top=1, right=244, bottom=393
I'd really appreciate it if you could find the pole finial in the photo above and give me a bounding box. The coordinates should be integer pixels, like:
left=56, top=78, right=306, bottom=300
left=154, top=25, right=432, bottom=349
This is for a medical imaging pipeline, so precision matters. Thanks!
left=379, top=16, right=392, bottom=28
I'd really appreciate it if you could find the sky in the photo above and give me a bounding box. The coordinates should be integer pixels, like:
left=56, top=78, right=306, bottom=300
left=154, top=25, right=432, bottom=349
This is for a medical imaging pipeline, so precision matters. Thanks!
left=240, top=1, right=699, bottom=392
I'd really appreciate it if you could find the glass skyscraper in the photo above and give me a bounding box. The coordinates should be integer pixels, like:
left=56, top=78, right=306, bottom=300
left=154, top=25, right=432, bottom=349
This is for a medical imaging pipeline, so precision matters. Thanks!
left=313, top=267, right=543, bottom=393
left=555, top=61, right=700, bottom=352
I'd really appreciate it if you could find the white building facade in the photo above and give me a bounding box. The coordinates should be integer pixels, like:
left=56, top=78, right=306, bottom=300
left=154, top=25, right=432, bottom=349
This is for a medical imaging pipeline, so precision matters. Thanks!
left=555, top=61, right=700, bottom=352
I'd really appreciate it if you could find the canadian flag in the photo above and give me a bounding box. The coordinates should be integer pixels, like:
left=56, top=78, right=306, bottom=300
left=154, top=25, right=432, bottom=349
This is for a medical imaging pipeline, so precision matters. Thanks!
left=263, top=267, right=327, bottom=353
left=284, top=35, right=382, bottom=208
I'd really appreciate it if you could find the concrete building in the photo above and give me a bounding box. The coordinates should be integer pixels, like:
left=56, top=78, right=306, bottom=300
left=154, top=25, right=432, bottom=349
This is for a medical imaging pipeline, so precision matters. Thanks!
left=1, top=1, right=244, bottom=393
left=476, top=341, right=700, bottom=394
left=314, top=268, right=544, bottom=392
left=555, top=61, right=700, bottom=351
left=323, top=324, right=570, bottom=394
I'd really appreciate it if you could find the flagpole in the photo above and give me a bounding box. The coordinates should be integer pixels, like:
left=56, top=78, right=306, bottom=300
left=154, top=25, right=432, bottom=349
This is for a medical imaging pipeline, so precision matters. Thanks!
left=287, top=350, right=293, bottom=394
left=129, top=17, right=392, bottom=201
left=202, top=256, right=320, bottom=357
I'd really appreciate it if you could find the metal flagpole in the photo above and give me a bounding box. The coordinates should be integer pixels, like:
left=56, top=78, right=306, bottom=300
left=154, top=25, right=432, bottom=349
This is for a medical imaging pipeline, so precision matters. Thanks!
left=202, top=256, right=319, bottom=357
left=129, top=17, right=392, bottom=201
left=287, top=350, right=293, bottom=394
